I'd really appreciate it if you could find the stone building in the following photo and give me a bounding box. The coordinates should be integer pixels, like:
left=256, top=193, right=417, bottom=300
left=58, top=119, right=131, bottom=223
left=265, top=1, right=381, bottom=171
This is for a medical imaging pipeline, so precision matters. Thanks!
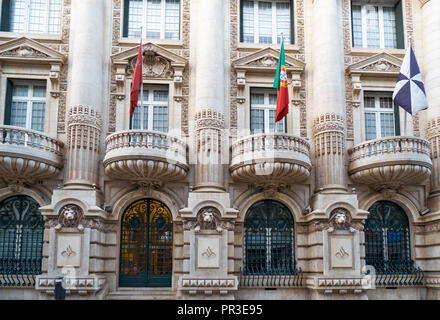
left=0, top=0, right=439, bottom=300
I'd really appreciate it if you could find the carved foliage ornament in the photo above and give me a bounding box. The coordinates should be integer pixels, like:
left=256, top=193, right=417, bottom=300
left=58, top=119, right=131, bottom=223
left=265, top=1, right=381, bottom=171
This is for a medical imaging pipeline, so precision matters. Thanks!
left=56, top=204, right=84, bottom=230
left=360, top=60, right=400, bottom=73
left=0, top=45, right=49, bottom=58
left=127, top=47, right=173, bottom=79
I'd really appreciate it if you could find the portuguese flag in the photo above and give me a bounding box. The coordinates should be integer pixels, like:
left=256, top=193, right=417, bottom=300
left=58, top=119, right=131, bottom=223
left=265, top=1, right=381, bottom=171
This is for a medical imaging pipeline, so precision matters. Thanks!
left=273, top=39, right=289, bottom=122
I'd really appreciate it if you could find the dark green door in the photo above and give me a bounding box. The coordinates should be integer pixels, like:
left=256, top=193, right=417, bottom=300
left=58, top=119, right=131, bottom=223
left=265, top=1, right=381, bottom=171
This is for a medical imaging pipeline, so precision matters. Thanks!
left=119, top=199, right=173, bottom=287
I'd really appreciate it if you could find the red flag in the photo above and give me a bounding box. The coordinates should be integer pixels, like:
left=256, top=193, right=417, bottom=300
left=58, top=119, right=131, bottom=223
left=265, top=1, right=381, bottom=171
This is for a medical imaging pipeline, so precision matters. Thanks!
left=130, top=39, right=143, bottom=118
left=273, top=40, right=289, bottom=122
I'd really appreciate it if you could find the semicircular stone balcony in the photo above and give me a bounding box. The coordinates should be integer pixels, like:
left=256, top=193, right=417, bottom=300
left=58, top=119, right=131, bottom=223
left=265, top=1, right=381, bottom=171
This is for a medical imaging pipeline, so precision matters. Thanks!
left=103, top=130, right=188, bottom=183
left=230, top=133, right=312, bottom=185
left=348, top=136, right=432, bottom=190
left=0, top=125, right=64, bottom=182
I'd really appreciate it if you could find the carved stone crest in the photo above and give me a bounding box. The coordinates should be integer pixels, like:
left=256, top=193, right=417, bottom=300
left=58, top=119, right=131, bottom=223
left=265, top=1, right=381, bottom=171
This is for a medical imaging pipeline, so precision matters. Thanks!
left=55, top=204, right=84, bottom=231
left=127, top=47, right=173, bottom=79
left=329, top=208, right=351, bottom=230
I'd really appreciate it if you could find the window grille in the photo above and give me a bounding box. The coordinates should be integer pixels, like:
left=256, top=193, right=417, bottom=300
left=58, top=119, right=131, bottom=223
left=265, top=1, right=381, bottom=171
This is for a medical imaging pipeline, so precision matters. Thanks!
left=119, top=199, right=173, bottom=287
left=0, top=196, right=44, bottom=287
left=365, top=201, right=423, bottom=286
left=241, top=200, right=302, bottom=287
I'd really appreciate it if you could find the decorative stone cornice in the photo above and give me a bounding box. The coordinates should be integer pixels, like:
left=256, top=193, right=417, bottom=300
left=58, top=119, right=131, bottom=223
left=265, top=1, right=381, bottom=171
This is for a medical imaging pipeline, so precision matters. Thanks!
left=180, top=277, right=238, bottom=295
left=67, top=105, right=103, bottom=130
left=313, top=113, right=345, bottom=136
left=36, top=275, right=107, bottom=296
left=194, top=109, right=225, bottom=130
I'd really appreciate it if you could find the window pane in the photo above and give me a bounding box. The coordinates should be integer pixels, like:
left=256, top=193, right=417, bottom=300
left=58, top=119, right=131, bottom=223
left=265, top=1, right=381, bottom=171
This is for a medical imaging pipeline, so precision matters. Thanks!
left=380, top=113, right=395, bottom=137
left=12, top=85, right=29, bottom=97
left=9, top=0, right=26, bottom=32
left=365, top=112, right=377, bottom=140
left=242, top=0, right=255, bottom=43
left=276, top=2, right=290, bottom=44
left=10, top=102, right=28, bottom=128
left=366, top=6, right=380, bottom=48
left=153, top=90, right=168, bottom=102
left=258, top=2, right=272, bottom=44
left=48, top=0, right=62, bottom=34
left=379, top=97, right=393, bottom=109
left=153, top=106, right=168, bottom=132
left=146, top=0, right=162, bottom=39
left=31, top=102, right=45, bottom=132
left=29, top=0, right=47, bottom=33
left=383, top=7, right=397, bottom=49
left=269, top=109, right=285, bottom=133
left=364, top=96, right=376, bottom=109
left=33, top=86, right=46, bottom=98
left=251, top=93, right=264, bottom=105
left=352, top=5, right=363, bottom=47
left=268, top=93, right=277, bottom=105
left=165, top=0, right=180, bottom=40
left=132, top=106, right=142, bottom=129
left=250, top=109, right=264, bottom=134
left=127, top=0, right=143, bottom=37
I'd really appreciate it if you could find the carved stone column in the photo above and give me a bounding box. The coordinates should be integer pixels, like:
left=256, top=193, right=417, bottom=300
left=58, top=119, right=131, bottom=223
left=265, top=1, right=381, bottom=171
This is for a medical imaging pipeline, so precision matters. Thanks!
left=64, top=0, right=105, bottom=189
left=421, top=0, right=440, bottom=211
left=192, top=0, right=226, bottom=192
left=311, top=0, right=346, bottom=193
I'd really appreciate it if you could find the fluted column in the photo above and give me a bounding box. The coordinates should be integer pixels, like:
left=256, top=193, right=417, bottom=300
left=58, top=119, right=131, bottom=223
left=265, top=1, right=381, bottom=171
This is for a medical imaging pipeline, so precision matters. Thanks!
left=421, top=0, right=440, bottom=204
left=193, top=0, right=226, bottom=192
left=65, top=0, right=104, bottom=188
left=311, top=0, right=346, bottom=192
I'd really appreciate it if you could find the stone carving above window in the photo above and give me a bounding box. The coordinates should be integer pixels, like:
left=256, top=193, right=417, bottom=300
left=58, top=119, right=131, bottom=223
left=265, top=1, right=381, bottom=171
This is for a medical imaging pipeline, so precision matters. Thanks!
left=0, top=37, right=67, bottom=98
left=232, top=47, right=305, bottom=104
left=347, top=52, right=402, bottom=106
left=111, top=42, right=187, bottom=100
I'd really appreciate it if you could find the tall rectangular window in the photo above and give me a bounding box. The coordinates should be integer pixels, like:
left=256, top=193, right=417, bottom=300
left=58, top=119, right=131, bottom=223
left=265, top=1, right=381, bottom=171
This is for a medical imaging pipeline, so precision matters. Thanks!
left=250, top=88, right=286, bottom=134
left=124, top=0, right=180, bottom=40
left=241, top=0, right=293, bottom=44
left=131, top=85, right=169, bottom=132
left=351, top=2, right=403, bottom=49
left=1, top=0, right=62, bottom=34
left=363, top=92, right=396, bottom=141
left=4, top=80, right=47, bottom=132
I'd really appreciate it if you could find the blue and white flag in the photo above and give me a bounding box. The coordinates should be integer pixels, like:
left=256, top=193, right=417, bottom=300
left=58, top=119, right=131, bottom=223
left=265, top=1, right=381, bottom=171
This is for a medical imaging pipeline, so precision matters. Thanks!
left=393, top=46, right=428, bottom=115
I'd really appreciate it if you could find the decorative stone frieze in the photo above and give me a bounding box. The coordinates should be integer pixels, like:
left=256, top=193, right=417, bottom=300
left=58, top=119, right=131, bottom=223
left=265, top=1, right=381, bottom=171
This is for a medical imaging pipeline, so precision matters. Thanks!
left=36, top=275, right=106, bottom=296
left=180, top=277, right=238, bottom=295
left=307, top=276, right=370, bottom=294
left=232, top=47, right=305, bottom=104
left=111, top=42, right=187, bottom=101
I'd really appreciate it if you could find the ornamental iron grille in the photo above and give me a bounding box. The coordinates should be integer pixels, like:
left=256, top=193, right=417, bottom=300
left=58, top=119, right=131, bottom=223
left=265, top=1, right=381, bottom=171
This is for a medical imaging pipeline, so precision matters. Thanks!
left=119, top=199, right=173, bottom=287
left=365, top=200, right=423, bottom=286
left=240, top=200, right=302, bottom=287
left=0, top=195, right=44, bottom=287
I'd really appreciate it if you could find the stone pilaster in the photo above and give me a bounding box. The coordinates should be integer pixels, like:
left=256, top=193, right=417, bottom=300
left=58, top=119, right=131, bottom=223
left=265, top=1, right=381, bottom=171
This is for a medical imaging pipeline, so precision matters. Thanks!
left=421, top=0, right=440, bottom=211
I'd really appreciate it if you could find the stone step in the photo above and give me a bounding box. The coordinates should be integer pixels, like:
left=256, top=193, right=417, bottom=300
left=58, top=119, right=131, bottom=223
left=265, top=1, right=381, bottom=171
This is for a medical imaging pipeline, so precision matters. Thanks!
left=107, top=289, right=177, bottom=300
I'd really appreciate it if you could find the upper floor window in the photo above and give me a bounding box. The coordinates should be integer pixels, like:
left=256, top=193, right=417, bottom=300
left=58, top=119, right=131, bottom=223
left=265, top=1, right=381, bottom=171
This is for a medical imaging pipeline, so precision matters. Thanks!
left=364, top=92, right=398, bottom=141
left=351, top=1, right=404, bottom=49
left=4, top=80, right=46, bottom=132
left=123, top=0, right=180, bottom=40
left=0, top=0, right=62, bottom=34
left=131, top=85, right=169, bottom=132
left=240, top=0, right=293, bottom=44
left=250, top=88, right=286, bottom=134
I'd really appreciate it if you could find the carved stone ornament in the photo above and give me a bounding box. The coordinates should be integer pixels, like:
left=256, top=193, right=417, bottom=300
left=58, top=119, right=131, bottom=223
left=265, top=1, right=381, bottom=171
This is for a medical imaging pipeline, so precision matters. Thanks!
left=329, top=208, right=352, bottom=230
left=55, top=204, right=84, bottom=231
left=128, top=48, right=173, bottom=79
left=190, top=207, right=225, bottom=233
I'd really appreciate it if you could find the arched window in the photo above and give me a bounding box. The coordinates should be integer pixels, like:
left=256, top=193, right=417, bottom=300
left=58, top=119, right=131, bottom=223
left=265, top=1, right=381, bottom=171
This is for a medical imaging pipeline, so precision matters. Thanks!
left=243, top=200, right=295, bottom=274
left=365, top=201, right=413, bottom=273
left=0, top=195, right=44, bottom=284
left=119, top=199, right=173, bottom=287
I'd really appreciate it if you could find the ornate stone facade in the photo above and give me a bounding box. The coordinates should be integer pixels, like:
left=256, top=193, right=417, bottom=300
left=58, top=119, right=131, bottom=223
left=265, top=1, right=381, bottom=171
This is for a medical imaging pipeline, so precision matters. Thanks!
left=0, top=0, right=439, bottom=301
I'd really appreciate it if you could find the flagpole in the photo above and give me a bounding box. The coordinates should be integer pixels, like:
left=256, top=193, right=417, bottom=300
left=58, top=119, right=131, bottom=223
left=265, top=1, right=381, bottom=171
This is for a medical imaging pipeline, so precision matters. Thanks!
left=404, top=35, right=412, bottom=136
